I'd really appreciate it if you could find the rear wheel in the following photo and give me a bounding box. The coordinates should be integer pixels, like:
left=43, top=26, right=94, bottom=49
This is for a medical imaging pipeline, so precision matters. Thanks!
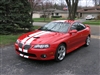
left=85, top=36, right=90, bottom=46
left=55, top=44, right=66, bottom=61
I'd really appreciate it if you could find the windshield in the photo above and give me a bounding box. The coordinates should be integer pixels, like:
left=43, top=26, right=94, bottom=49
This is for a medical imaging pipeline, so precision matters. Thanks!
left=39, top=22, right=70, bottom=33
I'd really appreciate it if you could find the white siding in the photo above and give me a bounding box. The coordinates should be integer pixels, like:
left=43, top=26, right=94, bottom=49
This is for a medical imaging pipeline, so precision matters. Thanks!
left=60, top=13, right=68, bottom=19
left=32, top=14, right=40, bottom=18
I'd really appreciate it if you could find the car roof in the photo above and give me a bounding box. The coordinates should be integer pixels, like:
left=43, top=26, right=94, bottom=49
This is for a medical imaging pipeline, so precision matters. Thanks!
left=52, top=20, right=79, bottom=24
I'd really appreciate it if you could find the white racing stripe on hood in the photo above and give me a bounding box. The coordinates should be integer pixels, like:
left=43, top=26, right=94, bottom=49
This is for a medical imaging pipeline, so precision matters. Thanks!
left=21, top=37, right=30, bottom=44
left=25, top=31, right=51, bottom=45
left=29, top=31, right=45, bottom=37
left=22, top=31, right=51, bottom=45
left=34, top=31, right=50, bottom=37
left=21, top=31, right=45, bottom=44
left=25, top=38, right=35, bottom=45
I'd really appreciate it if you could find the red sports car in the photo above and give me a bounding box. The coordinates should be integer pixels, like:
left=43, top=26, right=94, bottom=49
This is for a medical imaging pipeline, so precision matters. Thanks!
left=15, top=20, right=91, bottom=61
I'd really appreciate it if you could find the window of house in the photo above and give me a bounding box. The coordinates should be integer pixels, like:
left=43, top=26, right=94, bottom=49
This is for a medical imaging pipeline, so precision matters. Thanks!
left=56, top=13, right=59, bottom=16
left=52, top=13, right=54, bottom=16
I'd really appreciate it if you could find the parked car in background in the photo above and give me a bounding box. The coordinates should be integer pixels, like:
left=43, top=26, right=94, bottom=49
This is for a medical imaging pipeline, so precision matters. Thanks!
left=15, top=20, right=91, bottom=61
left=85, top=15, right=95, bottom=20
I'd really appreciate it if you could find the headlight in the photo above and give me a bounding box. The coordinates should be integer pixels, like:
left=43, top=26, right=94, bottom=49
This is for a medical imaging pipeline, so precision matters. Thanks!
left=34, top=44, right=50, bottom=49
left=16, top=39, right=20, bottom=44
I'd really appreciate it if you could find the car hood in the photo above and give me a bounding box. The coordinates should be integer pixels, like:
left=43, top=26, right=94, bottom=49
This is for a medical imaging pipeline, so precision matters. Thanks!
left=18, top=30, right=66, bottom=45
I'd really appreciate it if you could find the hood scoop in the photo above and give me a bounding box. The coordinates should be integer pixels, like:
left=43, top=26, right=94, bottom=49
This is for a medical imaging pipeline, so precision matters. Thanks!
left=33, top=36, right=40, bottom=38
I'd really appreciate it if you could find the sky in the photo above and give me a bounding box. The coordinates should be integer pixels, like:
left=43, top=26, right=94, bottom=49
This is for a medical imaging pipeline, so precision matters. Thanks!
left=78, top=0, right=94, bottom=7
left=55, top=0, right=94, bottom=7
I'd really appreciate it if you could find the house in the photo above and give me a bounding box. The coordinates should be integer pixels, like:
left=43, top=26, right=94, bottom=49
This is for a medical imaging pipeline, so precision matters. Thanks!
left=33, top=9, right=69, bottom=19
left=77, top=6, right=100, bottom=18
left=33, top=11, right=40, bottom=18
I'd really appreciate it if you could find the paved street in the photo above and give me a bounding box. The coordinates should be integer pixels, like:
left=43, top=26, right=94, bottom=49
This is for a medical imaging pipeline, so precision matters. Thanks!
left=33, top=22, right=47, bottom=26
left=90, top=25, right=100, bottom=36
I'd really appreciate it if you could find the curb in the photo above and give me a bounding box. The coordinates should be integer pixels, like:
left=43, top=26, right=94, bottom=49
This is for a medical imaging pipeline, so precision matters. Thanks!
left=91, top=35, right=100, bottom=39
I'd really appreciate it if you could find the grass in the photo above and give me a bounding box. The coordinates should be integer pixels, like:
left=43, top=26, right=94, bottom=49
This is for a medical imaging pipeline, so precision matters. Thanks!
left=33, top=18, right=66, bottom=22
left=83, top=20, right=100, bottom=25
left=0, top=26, right=41, bottom=47
left=0, top=34, right=21, bottom=47
left=33, top=26, right=41, bottom=29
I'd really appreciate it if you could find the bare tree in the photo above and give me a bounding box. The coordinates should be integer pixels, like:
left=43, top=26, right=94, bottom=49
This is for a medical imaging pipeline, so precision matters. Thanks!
left=28, top=0, right=42, bottom=24
left=92, top=0, right=100, bottom=6
left=41, top=0, right=54, bottom=21
left=41, top=2, right=46, bottom=21
left=65, top=0, right=79, bottom=20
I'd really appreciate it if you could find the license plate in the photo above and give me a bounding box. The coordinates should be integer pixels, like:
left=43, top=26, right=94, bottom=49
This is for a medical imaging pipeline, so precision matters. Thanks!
left=19, top=54, right=23, bottom=57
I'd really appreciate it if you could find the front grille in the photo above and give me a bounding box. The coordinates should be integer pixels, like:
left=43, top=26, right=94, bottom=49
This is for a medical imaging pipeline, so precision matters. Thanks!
left=24, top=45, right=31, bottom=49
left=18, top=43, right=23, bottom=48
left=18, top=43, right=31, bottom=49
left=17, top=50, right=36, bottom=57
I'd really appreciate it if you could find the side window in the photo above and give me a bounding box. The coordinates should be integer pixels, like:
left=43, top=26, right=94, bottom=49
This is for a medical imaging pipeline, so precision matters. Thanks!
left=70, top=23, right=78, bottom=30
left=80, top=23, right=86, bottom=29
left=77, top=23, right=86, bottom=31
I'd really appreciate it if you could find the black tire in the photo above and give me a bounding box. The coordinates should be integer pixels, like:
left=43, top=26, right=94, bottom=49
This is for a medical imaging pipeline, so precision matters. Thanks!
left=85, top=36, right=90, bottom=46
left=55, top=44, right=66, bottom=61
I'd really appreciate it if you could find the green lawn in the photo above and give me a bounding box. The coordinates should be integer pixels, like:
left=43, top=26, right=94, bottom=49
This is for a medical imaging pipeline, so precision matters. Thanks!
left=33, top=26, right=41, bottom=29
left=0, top=34, right=21, bottom=47
left=83, top=20, right=100, bottom=25
left=33, top=18, right=66, bottom=22
left=0, top=26, right=41, bottom=47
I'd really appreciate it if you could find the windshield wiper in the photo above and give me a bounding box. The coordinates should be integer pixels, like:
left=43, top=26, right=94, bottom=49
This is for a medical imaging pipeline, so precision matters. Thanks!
left=39, top=28, right=57, bottom=32
left=46, top=29, right=58, bottom=32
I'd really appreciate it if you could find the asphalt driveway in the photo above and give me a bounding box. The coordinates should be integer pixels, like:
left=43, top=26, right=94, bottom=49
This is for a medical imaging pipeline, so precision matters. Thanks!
left=0, top=38, right=100, bottom=75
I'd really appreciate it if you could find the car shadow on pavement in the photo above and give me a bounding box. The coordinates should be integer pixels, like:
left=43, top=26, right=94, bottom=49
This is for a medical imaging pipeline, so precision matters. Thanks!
left=16, top=55, right=60, bottom=65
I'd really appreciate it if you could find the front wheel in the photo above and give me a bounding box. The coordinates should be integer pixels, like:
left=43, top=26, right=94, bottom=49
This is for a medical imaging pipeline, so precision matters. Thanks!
left=85, top=36, right=91, bottom=46
left=55, top=44, right=66, bottom=61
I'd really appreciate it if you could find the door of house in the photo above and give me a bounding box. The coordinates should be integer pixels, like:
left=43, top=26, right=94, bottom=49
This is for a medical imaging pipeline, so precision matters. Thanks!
left=80, top=13, right=82, bottom=17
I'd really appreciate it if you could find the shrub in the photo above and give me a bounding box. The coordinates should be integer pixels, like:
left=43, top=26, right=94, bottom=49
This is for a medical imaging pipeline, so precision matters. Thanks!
left=97, top=14, right=100, bottom=20
left=0, top=0, right=32, bottom=34
left=40, top=15, right=47, bottom=18
left=52, top=16, right=62, bottom=18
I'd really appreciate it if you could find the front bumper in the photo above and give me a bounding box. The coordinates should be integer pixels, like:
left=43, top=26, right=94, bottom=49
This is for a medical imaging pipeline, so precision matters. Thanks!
left=14, top=43, right=56, bottom=60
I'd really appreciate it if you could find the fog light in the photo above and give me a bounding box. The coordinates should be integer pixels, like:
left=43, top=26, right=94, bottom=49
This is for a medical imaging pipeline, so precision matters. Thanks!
left=41, top=54, right=47, bottom=58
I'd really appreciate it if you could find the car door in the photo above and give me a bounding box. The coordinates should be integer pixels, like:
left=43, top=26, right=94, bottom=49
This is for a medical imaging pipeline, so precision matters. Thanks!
left=67, top=22, right=81, bottom=53
left=77, top=23, right=87, bottom=44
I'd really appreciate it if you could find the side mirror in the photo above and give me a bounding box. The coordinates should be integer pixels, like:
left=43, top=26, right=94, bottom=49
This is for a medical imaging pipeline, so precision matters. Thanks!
left=69, top=30, right=77, bottom=34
